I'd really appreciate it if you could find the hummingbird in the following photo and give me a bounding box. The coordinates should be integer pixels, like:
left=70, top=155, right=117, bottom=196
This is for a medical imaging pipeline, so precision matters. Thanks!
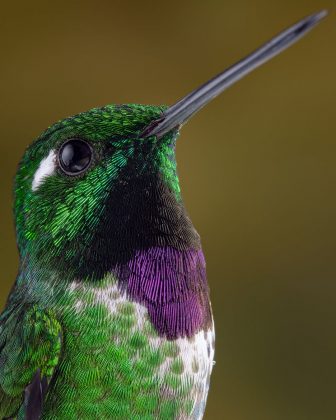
left=0, top=11, right=326, bottom=420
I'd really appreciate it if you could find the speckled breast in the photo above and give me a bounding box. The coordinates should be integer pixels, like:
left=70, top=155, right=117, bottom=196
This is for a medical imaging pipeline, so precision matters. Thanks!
left=41, top=279, right=215, bottom=419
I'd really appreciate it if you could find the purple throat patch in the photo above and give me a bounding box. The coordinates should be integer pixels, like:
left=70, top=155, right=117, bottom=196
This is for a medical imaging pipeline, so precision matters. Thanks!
left=113, top=247, right=211, bottom=339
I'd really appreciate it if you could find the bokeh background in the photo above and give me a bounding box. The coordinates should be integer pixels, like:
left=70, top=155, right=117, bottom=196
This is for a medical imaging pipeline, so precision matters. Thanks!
left=0, top=1, right=335, bottom=419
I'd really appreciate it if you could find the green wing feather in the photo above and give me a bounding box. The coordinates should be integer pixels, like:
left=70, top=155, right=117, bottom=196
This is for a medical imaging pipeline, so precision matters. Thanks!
left=0, top=304, right=62, bottom=418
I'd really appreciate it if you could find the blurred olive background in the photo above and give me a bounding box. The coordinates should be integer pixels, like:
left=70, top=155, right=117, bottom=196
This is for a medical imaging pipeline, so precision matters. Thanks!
left=0, top=1, right=335, bottom=419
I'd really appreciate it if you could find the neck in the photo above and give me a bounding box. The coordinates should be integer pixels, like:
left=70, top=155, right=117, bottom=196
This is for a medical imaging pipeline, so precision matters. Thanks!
left=16, top=244, right=211, bottom=339
left=22, top=173, right=200, bottom=280
left=16, top=171, right=212, bottom=338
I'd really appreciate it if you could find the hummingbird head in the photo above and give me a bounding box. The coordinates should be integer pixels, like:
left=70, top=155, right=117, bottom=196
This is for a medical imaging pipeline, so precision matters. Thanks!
left=15, top=104, right=200, bottom=279
left=14, top=11, right=326, bottom=281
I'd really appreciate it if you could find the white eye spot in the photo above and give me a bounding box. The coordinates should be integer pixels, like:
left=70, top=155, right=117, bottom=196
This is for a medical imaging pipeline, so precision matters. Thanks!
left=32, top=150, right=57, bottom=191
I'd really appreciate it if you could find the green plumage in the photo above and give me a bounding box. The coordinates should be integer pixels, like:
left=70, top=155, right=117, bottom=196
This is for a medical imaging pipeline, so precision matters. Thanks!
left=1, top=104, right=214, bottom=419
left=0, top=276, right=200, bottom=418
left=0, top=305, right=61, bottom=418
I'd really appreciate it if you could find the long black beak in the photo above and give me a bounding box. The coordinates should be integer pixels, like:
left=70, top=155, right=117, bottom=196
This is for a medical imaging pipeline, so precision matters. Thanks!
left=141, top=10, right=327, bottom=139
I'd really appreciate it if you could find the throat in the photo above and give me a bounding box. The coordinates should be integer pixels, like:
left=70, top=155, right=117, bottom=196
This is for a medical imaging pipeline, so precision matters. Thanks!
left=73, top=174, right=201, bottom=280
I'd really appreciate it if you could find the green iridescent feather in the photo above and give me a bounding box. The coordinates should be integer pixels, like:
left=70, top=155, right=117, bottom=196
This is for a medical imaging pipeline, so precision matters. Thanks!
left=1, top=103, right=213, bottom=419
left=0, top=305, right=61, bottom=418
left=1, top=275, right=197, bottom=418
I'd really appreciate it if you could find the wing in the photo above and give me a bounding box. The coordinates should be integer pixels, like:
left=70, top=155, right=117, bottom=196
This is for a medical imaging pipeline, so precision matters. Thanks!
left=0, top=304, right=62, bottom=419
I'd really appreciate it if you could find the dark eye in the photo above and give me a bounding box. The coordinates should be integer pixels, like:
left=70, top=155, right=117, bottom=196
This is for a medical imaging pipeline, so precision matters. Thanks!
left=58, top=139, right=92, bottom=175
